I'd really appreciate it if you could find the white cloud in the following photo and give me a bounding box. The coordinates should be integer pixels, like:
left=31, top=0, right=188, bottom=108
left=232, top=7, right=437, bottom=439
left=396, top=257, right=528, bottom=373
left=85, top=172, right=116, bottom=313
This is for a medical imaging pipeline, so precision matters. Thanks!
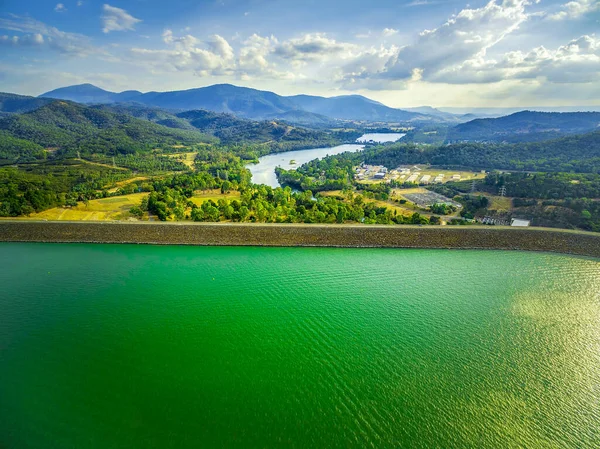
left=0, top=15, right=95, bottom=56
left=273, top=33, right=357, bottom=63
left=55, top=3, right=66, bottom=13
left=131, top=29, right=235, bottom=76
left=77, top=1, right=84, bottom=6
left=382, top=28, right=399, bottom=37
left=101, top=4, right=141, bottom=33
left=431, top=35, right=600, bottom=84
left=0, top=33, right=44, bottom=47
left=549, top=0, right=600, bottom=20
left=332, top=0, right=533, bottom=90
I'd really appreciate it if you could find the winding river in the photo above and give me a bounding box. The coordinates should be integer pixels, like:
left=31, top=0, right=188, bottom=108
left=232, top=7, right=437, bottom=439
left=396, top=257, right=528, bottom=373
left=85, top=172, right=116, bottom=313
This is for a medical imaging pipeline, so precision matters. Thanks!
left=248, top=133, right=405, bottom=188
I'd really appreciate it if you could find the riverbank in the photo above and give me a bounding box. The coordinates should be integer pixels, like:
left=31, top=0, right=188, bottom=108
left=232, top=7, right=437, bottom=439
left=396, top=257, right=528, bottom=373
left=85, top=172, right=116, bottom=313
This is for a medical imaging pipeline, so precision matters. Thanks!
left=0, top=222, right=599, bottom=258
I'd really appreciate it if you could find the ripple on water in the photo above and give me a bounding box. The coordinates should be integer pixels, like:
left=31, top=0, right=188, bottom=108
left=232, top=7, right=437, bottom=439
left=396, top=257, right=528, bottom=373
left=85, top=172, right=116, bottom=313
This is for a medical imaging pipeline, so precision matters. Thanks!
left=0, top=244, right=599, bottom=448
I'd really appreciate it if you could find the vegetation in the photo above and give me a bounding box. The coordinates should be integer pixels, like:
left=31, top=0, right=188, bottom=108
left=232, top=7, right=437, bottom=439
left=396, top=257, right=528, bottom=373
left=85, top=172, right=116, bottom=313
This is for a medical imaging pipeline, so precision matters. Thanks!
left=446, top=111, right=600, bottom=143
left=361, top=131, right=600, bottom=173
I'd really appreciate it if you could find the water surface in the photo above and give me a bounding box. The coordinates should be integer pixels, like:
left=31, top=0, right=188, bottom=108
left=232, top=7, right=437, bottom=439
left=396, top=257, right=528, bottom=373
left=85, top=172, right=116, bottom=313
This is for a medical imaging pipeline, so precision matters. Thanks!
left=248, top=143, right=363, bottom=188
left=1, top=244, right=599, bottom=448
left=248, top=133, right=404, bottom=188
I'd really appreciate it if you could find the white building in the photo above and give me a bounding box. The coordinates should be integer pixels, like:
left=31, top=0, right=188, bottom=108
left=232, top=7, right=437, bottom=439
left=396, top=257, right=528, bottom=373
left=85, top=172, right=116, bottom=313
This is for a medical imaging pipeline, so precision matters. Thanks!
left=511, top=219, right=531, bottom=227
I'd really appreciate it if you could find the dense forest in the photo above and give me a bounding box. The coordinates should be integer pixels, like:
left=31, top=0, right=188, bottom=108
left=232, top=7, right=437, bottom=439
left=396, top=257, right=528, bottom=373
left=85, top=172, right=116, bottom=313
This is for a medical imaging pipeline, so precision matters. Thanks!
left=446, top=111, right=600, bottom=143
left=362, top=132, right=600, bottom=173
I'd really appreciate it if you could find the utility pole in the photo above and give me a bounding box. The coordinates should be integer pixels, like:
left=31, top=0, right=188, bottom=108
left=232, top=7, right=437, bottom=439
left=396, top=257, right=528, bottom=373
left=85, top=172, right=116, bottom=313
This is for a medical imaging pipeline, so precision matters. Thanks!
left=499, top=185, right=507, bottom=197
left=112, top=156, right=116, bottom=168
left=471, top=179, right=477, bottom=193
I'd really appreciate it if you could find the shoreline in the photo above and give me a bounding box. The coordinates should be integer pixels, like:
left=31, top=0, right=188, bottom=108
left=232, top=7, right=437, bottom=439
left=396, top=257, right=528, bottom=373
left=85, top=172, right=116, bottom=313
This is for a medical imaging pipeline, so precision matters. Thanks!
left=0, top=222, right=599, bottom=258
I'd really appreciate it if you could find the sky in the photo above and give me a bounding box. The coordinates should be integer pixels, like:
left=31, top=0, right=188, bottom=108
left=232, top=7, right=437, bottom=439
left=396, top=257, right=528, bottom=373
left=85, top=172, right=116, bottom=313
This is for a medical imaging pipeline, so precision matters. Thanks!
left=0, top=0, right=599, bottom=108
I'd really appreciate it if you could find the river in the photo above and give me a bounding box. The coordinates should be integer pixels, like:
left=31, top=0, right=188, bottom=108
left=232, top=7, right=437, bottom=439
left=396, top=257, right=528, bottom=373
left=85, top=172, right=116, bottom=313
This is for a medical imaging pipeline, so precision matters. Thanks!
left=248, top=133, right=405, bottom=188
left=1, top=243, right=599, bottom=448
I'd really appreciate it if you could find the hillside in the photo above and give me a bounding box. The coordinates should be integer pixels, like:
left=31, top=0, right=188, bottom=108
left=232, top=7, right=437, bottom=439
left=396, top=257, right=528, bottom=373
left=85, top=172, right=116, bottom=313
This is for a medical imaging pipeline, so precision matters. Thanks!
left=0, top=101, right=215, bottom=163
left=0, top=92, right=55, bottom=114
left=447, top=111, right=600, bottom=142
left=364, top=130, right=600, bottom=174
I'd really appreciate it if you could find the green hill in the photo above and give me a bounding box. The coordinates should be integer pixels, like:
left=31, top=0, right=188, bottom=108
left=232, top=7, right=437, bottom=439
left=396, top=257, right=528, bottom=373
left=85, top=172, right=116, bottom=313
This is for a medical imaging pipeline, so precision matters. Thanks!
left=363, top=130, right=600, bottom=174
left=0, top=92, right=55, bottom=114
left=0, top=101, right=216, bottom=164
left=447, top=111, right=600, bottom=143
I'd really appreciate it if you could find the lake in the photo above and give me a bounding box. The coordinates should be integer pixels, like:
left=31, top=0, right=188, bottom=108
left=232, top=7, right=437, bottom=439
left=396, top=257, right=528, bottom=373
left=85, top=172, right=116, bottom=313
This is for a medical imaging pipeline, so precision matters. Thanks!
left=1, top=243, right=599, bottom=448
left=248, top=133, right=404, bottom=188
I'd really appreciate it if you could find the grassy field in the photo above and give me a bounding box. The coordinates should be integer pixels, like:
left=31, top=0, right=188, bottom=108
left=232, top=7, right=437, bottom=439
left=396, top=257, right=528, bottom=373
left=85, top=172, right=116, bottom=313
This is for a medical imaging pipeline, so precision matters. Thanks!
left=189, top=190, right=241, bottom=206
left=168, top=152, right=197, bottom=169
left=482, top=193, right=513, bottom=211
left=15, top=189, right=243, bottom=222
left=24, top=193, right=149, bottom=221
left=320, top=190, right=424, bottom=218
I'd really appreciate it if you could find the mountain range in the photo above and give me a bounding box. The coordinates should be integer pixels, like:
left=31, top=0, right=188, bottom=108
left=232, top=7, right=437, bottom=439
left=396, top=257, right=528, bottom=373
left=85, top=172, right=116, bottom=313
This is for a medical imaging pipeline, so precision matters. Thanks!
left=40, top=83, right=442, bottom=125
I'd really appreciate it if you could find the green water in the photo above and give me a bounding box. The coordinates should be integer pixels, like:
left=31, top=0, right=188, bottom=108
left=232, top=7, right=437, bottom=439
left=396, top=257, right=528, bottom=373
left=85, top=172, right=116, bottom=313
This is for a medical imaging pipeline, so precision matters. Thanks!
left=1, top=244, right=599, bottom=448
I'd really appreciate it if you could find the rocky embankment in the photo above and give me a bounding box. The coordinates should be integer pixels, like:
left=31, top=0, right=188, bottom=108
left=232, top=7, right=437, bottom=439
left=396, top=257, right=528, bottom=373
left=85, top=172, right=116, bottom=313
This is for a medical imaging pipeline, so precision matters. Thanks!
left=0, top=222, right=599, bottom=258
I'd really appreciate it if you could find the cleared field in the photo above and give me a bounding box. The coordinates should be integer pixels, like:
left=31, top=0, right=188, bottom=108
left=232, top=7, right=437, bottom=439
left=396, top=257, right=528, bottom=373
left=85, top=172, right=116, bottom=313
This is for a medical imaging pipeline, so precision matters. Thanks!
left=189, top=190, right=241, bottom=206
left=168, top=152, right=197, bottom=169
left=25, top=193, right=148, bottom=221
left=482, top=193, right=513, bottom=211
left=108, top=176, right=150, bottom=193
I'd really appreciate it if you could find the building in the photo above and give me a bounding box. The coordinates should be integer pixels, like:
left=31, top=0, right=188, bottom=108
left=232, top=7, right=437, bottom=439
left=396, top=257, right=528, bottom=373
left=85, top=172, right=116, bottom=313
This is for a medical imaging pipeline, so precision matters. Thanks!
left=511, top=218, right=531, bottom=227
left=420, top=175, right=431, bottom=184
left=374, top=172, right=386, bottom=180
left=406, top=174, right=419, bottom=183
left=451, top=174, right=461, bottom=181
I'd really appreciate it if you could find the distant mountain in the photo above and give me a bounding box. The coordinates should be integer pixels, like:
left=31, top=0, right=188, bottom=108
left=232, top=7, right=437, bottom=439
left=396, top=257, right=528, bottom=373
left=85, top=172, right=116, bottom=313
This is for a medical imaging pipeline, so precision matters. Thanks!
left=40, top=84, right=142, bottom=104
left=447, top=111, right=600, bottom=143
left=40, top=83, right=445, bottom=124
left=439, top=106, right=600, bottom=116
left=286, top=94, right=427, bottom=122
left=263, top=110, right=339, bottom=128
left=404, top=106, right=463, bottom=122
left=0, top=92, right=55, bottom=114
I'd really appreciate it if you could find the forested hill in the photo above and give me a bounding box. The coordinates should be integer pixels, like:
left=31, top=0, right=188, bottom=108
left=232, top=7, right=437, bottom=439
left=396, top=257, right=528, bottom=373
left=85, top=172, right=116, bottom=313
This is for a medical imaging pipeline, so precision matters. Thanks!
left=0, top=101, right=216, bottom=163
left=447, top=111, right=600, bottom=143
left=93, top=104, right=343, bottom=148
left=0, top=92, right=55, bottom=115
left=363, top=130, right=600, bottom=174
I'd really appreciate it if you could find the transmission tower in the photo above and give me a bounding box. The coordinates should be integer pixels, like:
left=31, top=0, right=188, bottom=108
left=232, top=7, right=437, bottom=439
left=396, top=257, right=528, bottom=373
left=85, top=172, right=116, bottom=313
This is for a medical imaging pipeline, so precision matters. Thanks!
left=112, top=156, right=116, bottom=168
left=499, top=185, right=507, bottom=197
left=471, top=179, right=477, bottom=193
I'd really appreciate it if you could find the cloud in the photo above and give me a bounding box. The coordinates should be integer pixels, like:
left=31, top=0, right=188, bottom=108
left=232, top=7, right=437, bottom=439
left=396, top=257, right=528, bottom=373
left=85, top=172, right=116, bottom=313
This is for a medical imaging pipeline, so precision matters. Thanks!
left=101, top=4, right=141, bottom=33
left=131, top=29, right=235, bottom=76
left=237, top=34, right=296, bottom=80
left=548, top=0, right=600, bottom=20
left=333, top=0, right=533, bottom=89
left=273, top=33, right=357, bottom=63
left=0, top=33, right=44, bottom=47
left=382, top=28, right=398, bottom=37
left=431, top=35, right=600, bottom=84
left=0, top=14, right=95, bottom=56
left=55, top=3, right=66, bottom=13
left=77, top=1, right=84, bottom=6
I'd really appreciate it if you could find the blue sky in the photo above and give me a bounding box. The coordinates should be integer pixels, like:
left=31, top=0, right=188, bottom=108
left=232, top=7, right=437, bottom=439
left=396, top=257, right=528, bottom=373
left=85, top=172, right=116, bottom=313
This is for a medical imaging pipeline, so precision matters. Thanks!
left=1, top=0, right=599, bottom=107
